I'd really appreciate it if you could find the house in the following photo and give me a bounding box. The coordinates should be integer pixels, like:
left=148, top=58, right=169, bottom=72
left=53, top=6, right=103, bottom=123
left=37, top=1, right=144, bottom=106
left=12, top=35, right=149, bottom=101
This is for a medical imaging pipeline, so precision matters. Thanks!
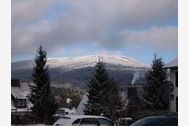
left=164, top=57, right=178, bottom=113
left=11, top=79, right=32, bottom=114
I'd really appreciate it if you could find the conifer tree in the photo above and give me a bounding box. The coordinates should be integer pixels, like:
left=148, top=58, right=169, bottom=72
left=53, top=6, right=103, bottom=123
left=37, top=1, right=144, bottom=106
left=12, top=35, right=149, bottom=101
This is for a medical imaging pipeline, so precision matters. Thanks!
left=143, top=54, right=169, bottom=110
left=29, top=46, right=57, bottom=124
left=84, top=60, right=123, bottom=120
left=103, top=78, right=123, bottom=120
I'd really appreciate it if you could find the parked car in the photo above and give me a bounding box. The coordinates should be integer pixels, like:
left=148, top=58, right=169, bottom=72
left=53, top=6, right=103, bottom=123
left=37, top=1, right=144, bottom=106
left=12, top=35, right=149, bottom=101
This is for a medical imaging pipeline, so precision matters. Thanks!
left=53, top=115, right=114, bottom=126
left=130, top=115, right=178, bottom=126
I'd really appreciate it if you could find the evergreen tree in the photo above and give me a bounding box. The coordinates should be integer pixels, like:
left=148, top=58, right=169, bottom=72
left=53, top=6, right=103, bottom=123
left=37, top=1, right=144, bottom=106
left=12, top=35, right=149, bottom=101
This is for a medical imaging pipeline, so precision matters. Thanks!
left=84, top=61, right=123, bottom=120
left=143, top=54, right=169, bottom=110
left=29, top=46, right=57, bottom=124
left=126, top=91, right=144, bottom=119
left=103, top=78, right=123, bottom=120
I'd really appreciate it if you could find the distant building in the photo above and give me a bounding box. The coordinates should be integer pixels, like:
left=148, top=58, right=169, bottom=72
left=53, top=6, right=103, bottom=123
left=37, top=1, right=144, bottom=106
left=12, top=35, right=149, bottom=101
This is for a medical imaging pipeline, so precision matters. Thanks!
left=11, top=79, right=32, bottom=114
left=164, top=57, right=178, bottom=113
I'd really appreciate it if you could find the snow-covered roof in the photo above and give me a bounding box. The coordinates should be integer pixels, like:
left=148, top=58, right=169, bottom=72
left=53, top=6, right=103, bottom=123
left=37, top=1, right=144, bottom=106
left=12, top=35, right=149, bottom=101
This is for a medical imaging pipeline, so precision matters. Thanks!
left=164, top=57, right=178, bottom=68
left=76, top=93, right=88, bottom=115
left=11, top=82, right=33, bottom=113
left=11, top=82, right=31, bottom=99
left=11, top=87, right=26, bottom=99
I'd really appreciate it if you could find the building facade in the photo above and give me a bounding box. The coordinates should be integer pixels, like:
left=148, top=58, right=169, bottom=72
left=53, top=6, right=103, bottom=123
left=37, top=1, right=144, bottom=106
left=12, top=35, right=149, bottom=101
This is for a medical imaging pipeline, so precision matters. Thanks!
left=11, top=79, right=32, bottom=114
left=165, top=58, right=178, bottom=113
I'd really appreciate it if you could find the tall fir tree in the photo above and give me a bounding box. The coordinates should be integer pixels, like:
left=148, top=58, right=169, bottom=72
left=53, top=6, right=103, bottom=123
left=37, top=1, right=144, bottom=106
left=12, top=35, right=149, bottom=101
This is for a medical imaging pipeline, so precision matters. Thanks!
left=84, top=60, right=123, bottom=120
left=103, top=78, right=123, bottom=120
left=125, top=91, right=144, bottom=119
left=143, top=54, right=169, bottom=110
left=29, top=46, right=57, bottom=124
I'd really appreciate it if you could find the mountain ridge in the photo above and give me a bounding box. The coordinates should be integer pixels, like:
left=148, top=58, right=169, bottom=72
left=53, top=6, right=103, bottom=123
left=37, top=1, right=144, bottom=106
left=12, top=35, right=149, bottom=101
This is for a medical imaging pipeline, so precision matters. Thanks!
left=12, top=54, right=149, bottom=88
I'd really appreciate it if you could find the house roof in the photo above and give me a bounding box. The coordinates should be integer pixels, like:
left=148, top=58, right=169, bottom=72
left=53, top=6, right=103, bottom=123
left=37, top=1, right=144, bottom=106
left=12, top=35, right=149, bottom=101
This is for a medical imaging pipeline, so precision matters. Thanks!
left=11, top=82, right=31, bottom=99
left=76, top=93, right=88, bottom=115
left=11, top=82, right=33, bottom=113
left=11, top=87, right=26, bottom=99
left=164, top=57, right=178, bottom=68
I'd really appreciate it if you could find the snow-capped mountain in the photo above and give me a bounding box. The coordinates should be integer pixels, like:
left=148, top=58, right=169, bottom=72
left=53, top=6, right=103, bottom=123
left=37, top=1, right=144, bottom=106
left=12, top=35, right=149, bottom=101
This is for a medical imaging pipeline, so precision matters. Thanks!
left=12, top=54, right=149, bottom=88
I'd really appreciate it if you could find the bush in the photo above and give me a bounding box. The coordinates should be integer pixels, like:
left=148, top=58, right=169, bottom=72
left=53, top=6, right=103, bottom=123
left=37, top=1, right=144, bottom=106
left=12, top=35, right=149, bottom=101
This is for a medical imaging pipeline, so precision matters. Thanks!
left=11, top=113, right=58, bottom=125
left=11, top=113, right=36, bottom=124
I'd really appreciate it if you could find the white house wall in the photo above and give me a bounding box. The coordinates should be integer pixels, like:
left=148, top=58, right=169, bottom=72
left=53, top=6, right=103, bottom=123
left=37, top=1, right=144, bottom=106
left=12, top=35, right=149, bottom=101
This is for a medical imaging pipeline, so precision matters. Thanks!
left=169, top=68, right=178, bottom=112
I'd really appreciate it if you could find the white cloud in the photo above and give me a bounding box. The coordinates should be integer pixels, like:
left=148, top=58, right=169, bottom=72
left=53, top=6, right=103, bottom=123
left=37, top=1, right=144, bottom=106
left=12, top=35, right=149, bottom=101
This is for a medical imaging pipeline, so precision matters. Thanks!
left=11, top=0, right=178, bottom=58
left=122, top=26, right=178, bottom=52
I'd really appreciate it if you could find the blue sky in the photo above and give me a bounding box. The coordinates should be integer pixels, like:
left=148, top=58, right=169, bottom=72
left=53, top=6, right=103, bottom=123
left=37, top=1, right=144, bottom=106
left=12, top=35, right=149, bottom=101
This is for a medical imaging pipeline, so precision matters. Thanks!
left=11, top=0, right=178, bottom=64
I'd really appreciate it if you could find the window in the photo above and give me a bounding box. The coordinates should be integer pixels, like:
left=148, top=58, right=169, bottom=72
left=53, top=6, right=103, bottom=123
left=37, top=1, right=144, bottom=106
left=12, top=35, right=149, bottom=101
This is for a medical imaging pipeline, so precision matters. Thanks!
left=98, top=118, right=114, bottom=126
left=16, top=100, right=21, bottom=107
left=176, top=97, right=178, bottom=112
left=160, top=118, right=178, bottom=126
left=16, top=99, right=26, bottom=107
left=175, top=72, right=178, bottom=87
left=55, top=124, right=63, bottom=126
left=21, top=99, right=26, bottom=107
left=80, top=118, right=98, bottom=126
left=130, top=118, right=165, bottom=126
left=72, top=119, right=81, bottom=125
